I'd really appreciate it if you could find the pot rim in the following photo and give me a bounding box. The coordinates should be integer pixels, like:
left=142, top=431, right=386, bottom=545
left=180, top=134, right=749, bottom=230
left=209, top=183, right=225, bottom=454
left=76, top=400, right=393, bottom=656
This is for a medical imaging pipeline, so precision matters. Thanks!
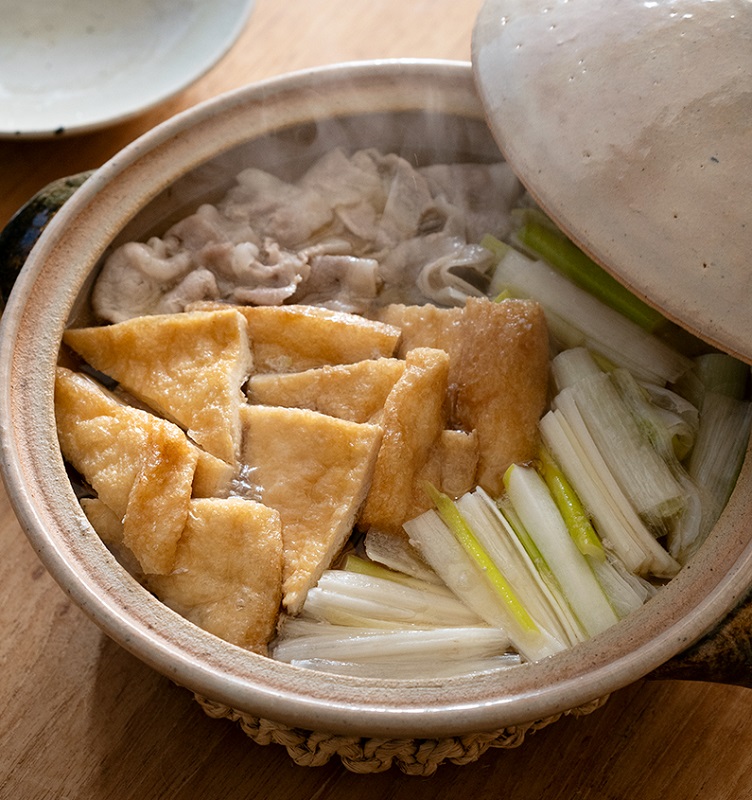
left=1, top=59, right=751, bottom=739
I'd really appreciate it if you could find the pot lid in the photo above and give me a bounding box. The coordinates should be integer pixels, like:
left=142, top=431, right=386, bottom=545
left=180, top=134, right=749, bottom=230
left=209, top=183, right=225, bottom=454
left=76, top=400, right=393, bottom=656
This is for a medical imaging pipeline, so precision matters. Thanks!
left=471, top=0, right=752, bottom=363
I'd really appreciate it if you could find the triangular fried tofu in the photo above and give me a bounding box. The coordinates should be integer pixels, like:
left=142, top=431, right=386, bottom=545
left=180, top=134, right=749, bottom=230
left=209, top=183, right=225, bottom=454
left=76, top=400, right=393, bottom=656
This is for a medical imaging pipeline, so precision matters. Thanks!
left=63, top=309, right=252, bottom=464
left=55, top=367, right=197, bottom=574
left=359, top=347, right=450, bottom=533
left=83, top=496, right=284, bottom=654
left=247, top=357, right=405, bottom=422
left=239, top=405, right=383, bottom=615
left=148, top=498, right=283, bottom=654
left=231, top=303, right=401, bottom=372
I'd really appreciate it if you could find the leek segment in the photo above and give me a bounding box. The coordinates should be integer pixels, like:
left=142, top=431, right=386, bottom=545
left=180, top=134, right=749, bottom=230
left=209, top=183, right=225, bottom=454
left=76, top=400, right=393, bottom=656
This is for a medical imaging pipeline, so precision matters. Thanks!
left=343, top=554, right=445, bottom=593
left=548, top=346, right=738, bottom=566
left=679, top=353, right=752, bottom=557
left=575, top=375, right=686, bottom=524
left=609, top=367, right=708, bottom=559
left=273, top=616, right=522, bottom=679
left=515, top=221, right=666, bottom=333
left=404, top=487, right=565, bottom=661
left=688, top=392, right=752, bottom=524
left=363, top=527, right=442, bottom=585
left=537, top=447, right=605, bottom=561
left=287, top=655, right=522, bottom=680
left=553, top=362, right=686, bottom=532
left=539, top=404, right=680, bottom=578
left=496, top=496, right=552, bottom=583
left=503, top=464, right=620, bottom=638
left=302, top=570, right=482, bottom=628
left=694, top=353, right=749, bottom=400
left=424, top=482, right=538, bottom=635
left=490, top=494, right=588, bottom=645
left=459, top=489, right=585, bottom=646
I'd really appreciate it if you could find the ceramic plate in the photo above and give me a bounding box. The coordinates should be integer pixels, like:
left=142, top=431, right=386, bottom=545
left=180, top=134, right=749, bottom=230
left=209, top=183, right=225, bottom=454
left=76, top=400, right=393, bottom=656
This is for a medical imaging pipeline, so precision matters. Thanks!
left=0, top=0, right=255, bottom=138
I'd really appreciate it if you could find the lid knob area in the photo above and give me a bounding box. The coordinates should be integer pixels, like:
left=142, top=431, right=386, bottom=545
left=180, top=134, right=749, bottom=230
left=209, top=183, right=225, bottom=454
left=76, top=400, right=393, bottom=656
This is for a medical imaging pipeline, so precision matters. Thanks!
left=472, top=0, right=752, bottom=362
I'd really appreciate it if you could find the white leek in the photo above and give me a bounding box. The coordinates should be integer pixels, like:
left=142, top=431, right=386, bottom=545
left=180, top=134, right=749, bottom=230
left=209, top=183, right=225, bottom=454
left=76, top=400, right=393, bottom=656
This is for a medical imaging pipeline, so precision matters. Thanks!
left=363, top=527, right=442, bottom=585
left=503, top=464, right=619, bottom=638
left=556, top=376, right=686, bottom=531
left=688, top=391, right=752, bottom=517
left=537, top=446, right=605, bottom=561
left=539, top=405, right=680, bottom=578
left=288, top=654, right=522, bottom=679
left=303, top=570, right=482, bottom=628
left=404, top=494, right=564, bottom=662
left=489, top=493, right=588, bottom=645
left=456, top=489, right=582, bottom=646
left=274, top=623, right=509, bottom=663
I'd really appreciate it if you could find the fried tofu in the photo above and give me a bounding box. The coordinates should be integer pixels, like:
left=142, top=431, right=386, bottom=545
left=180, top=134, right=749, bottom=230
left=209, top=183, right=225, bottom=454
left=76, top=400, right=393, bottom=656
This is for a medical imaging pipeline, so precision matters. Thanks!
left=83, top=496, right=284, bottom=654
left=81, top=498, right=144, bottom=579
left=374, top=303, right=464, bottom=365
left=234, top=303, right=401, bottom=372
left=63, top=309, right=252, bottom=464
left=359, top=347, right=450, bottom=533
left=247, top=357, right=405, bottom=423
left=239, top=405, right=383, bottom=614
left=55, top=367, right=197, bottom=575
left=454, top=298, right=548, bottom=495
left=192, top=448, right=236, bottom=498
left=376, top=297, right=548, bottom=496
left=58, top=292, right=549, bottom=648
left=148, top=498, right=283, bottom=654
left=418, top=429, right=479, bottom=504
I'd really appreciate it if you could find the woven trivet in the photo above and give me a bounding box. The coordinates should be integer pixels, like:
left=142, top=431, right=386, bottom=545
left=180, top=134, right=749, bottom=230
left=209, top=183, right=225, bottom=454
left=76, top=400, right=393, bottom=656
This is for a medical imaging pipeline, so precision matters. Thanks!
left=194, top=693, right=609, bottom=775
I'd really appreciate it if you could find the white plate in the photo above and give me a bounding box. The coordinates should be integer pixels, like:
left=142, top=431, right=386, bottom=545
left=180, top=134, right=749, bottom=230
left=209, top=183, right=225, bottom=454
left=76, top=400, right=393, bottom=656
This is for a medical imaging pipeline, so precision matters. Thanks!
left=0, top=0, right=255, bottom=138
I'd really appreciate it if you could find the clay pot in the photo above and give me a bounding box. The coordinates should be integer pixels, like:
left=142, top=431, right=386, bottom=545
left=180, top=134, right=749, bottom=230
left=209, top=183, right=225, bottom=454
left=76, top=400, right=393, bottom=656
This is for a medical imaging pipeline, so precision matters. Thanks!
left=1, top=61, right=750, bottom=776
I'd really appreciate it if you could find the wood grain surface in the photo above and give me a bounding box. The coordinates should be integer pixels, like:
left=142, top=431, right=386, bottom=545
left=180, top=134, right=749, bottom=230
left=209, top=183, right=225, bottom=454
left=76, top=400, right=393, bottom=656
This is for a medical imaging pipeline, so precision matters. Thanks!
left=2, top=1, right=752, bottom=797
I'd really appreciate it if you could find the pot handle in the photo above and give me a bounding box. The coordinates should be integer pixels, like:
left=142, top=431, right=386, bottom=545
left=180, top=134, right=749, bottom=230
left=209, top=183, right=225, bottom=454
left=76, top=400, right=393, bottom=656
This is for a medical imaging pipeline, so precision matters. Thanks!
left=0, top=171, right=93, bottom=307
left=1, top=171, right=750, bottom=690
left=648, top=588, right=752, bottom=688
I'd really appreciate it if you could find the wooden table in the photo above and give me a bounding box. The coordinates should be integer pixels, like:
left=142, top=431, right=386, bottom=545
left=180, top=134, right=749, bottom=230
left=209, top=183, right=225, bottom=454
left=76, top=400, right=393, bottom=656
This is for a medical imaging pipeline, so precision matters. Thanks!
left=2, top=1, right=752, bottom=797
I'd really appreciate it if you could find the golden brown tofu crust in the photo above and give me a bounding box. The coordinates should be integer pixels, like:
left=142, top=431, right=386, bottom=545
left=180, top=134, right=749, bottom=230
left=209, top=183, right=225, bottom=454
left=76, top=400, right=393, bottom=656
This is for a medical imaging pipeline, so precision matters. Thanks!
left=236, top=304, right=401, bottom=372
left=63, top=309, right=252, bottom=464
left=454, top=297, right=548, bottom=496
left=191, top=448, right=235, bottom=498
left=55, top=367, right=196, bottom=575
left=358, top=347, right=450, bottom=533
left=148, top=498, right=283, bottom=654
left=81, top=498, right=144, bottom=579
left=84, top=496, right=284, bottom=654
left=419, top=429, right=479, bottom=503
left=124, top=424, right=200, bottom=575
left=376, top=297, right=548, bottom=497
left=248, top=357, right=405, bottom=423
left=375, top=303, right=464, bottom=364
left=239, top=405, right=383, bottom=614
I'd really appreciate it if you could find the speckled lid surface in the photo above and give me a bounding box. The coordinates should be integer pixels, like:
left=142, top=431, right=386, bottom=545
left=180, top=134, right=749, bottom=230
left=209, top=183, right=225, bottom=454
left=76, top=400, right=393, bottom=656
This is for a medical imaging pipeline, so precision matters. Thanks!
left=472, top=0, right=752, bottom=362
